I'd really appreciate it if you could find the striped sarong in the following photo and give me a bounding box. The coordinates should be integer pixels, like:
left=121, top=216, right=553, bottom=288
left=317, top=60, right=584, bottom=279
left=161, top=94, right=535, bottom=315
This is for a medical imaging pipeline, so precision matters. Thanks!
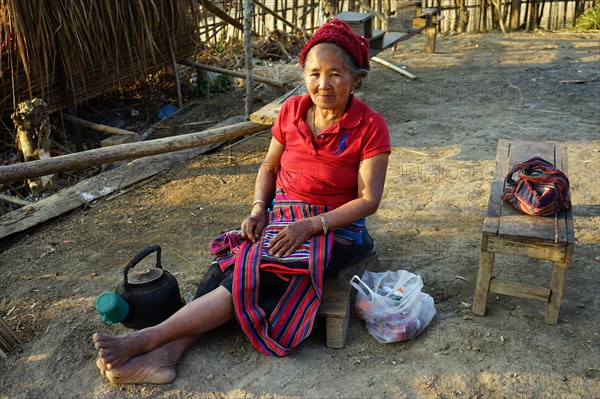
left=209, top=193, right=333, bottom=356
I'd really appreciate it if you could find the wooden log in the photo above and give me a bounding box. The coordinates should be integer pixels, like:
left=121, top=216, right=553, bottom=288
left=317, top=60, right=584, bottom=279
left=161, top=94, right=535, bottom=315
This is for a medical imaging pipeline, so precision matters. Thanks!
left=61, top=114, right=139, bottom=137
left=0, top=121, right=267, bottom=184
left=179, top=60, right=285, bottom=88
left=0, top=117, right=248, bottom=240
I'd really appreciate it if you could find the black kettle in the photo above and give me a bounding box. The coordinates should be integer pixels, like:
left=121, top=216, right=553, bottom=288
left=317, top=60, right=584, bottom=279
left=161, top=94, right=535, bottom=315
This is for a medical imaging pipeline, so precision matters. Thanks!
left=115, top=245, right=184, bottom=330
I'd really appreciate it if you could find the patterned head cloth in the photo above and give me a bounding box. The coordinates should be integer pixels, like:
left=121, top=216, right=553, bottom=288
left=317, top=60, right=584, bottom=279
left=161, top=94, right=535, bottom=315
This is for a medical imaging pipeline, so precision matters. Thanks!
left=299, top=19, right=370, bottom=70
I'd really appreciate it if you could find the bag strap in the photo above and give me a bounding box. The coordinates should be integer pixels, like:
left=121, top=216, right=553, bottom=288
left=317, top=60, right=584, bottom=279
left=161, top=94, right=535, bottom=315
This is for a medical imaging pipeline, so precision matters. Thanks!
left=504, top=156, right=555, bottom=188
left=350, top=275, right=377, bottom=299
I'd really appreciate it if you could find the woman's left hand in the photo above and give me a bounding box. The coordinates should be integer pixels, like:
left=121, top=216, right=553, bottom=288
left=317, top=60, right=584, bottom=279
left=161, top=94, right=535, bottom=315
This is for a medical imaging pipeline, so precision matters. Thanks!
left=267, top=218, right=317, bottom=257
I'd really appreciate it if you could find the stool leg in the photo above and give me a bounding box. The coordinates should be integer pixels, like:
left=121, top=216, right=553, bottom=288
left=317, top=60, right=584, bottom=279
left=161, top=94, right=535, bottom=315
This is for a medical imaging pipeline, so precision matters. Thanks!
left=473, top=250, right=495, bottom=316
left=545, top=262, right=568, bottom=325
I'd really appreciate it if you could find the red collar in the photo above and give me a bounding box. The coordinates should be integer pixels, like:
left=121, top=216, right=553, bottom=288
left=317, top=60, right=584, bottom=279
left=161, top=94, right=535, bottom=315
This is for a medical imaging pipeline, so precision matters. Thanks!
left=295, top=93, right=364, bottom=133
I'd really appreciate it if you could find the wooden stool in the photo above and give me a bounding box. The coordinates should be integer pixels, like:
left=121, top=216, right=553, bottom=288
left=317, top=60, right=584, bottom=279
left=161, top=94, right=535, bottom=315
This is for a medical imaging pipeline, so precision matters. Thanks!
left=318, top=251, right=379, bottom=348
left=472, top=139, right=575, bottom=325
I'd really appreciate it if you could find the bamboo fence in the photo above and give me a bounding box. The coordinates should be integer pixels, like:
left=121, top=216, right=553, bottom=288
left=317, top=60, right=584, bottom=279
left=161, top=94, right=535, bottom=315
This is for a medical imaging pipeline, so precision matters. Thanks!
left=1, top=0, right=596, bottom=119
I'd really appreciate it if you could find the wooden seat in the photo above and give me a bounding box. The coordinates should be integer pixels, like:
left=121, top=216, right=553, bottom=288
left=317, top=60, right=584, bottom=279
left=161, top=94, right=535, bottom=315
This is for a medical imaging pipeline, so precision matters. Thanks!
left=318, top=251, right=379, bottom=348
left=472, top=139, right=575, bottom=325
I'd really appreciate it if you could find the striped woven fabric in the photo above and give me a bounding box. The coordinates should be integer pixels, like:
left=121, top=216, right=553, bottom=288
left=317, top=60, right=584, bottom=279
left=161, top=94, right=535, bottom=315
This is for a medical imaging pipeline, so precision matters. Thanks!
left=501, top=156, right=571, bottom=216
left=209, top=193, right=333, bottom=356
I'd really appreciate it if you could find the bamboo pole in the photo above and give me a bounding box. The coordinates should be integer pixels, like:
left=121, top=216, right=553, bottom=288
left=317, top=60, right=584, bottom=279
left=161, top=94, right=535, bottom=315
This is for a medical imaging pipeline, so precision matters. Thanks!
left=61, top=114, right=139, bottom=136
left=253, top=0, right=304, bottom=33
left=167, top=36, right=184, bottom=109
left=244, top=0, right=254, bottom=120
left=371, top=57, right=418, bottom=80
left=179, top=60, right=285, bottom=88
left=200, top=0, right=253, bottom=34
left=0, top=121, right=267, bottom=184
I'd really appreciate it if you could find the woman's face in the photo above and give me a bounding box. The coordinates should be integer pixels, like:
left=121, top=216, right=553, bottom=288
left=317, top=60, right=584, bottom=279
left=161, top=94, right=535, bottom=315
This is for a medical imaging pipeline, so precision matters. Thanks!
left=304, top=43, right=358, bottom=113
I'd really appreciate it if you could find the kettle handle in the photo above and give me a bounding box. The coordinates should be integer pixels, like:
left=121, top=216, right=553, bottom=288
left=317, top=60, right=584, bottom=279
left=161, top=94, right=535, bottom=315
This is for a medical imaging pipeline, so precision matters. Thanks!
left=123, top=245, right=162, bottom=287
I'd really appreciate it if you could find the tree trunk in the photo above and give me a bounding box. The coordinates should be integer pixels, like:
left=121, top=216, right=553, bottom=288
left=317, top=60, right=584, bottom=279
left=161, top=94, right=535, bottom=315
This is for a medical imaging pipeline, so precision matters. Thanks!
left=10, top=99, right=57, bottom=194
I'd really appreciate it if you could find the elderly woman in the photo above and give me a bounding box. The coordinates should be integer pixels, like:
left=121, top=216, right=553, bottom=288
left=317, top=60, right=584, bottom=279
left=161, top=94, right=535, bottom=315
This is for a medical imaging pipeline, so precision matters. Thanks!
left=93, top=19, right=390, bottom=384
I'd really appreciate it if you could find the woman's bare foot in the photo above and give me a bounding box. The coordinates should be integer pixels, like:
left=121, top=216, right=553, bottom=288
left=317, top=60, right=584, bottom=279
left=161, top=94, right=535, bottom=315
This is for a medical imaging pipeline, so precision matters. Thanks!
left=96, top=357, right=108, bottom=376
left=96, top=346, right=176, bottom=385
left=93, top=331, right=156, bottom=369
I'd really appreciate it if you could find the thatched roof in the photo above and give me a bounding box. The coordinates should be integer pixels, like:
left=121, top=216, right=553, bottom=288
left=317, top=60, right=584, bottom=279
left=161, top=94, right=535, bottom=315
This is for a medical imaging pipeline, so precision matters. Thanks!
left=0, top=0, right=201, bottom=117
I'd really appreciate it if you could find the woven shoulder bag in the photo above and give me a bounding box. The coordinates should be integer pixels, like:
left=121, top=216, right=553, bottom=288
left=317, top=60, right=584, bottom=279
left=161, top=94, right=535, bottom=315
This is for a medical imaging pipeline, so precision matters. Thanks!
left=501, top=156, right=571, bottom=216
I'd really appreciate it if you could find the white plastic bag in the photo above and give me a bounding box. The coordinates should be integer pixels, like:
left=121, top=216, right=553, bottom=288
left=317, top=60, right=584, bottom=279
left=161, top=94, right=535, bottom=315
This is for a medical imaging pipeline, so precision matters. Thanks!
left=350, top=270, right=436, bottom=343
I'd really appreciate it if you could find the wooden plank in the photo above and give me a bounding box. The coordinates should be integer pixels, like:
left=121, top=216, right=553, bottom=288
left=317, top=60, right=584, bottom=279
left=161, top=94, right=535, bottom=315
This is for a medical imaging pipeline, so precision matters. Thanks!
left=486, top=235, right=569, bottom=263
left=489, top=279, right=551, bottom=301
left=335, top=11, right=374, bottom=37
left=369, top=29, right=387, bottom=49
left=553, top=143, right=576, bottom=256
left=371, top=32, right=413, bottom=55
left=249, top=84, right=306, bottom=125
left=0, top=318, right=22, bottom=354
left=482, top=139, right=511, bottom=236
left=0, top=117, right=249, bottom=239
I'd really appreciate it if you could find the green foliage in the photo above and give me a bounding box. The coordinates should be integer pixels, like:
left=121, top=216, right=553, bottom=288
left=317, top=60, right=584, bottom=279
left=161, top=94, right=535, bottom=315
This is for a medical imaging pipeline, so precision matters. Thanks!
left=572, top=7, right=600, bottom=31
left=193, top=71, right=234, bottom=97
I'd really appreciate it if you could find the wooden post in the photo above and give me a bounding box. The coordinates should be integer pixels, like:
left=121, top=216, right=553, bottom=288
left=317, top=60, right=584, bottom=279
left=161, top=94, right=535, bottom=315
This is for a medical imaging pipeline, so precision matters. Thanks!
left=244, top=0, right=254, bottom=120
left=425, top=25, right=437, bottom=53
left=472, top=250, right=495, bottom=316
left=546, top=263, right=568, bottom=325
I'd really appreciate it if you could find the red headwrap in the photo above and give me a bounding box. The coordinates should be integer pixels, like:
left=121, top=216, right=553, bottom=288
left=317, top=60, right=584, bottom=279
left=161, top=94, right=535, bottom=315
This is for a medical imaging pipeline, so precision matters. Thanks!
left=299, top=19, right=370, bottom=70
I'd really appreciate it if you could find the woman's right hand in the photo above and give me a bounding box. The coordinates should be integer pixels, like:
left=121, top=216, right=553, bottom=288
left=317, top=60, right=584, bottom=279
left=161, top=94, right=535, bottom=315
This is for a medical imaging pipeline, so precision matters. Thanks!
left=241, top=209, right=267, bottom=243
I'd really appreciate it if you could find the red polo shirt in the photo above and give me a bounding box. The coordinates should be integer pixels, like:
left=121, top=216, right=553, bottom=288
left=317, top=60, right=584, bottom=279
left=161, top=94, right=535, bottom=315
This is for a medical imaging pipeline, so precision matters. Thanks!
left=271, top=93, right=390, bottom=208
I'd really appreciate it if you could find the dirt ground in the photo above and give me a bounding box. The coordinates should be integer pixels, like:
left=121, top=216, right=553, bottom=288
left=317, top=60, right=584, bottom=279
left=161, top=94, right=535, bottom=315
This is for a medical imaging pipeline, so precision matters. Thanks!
left=1, top=31, right=599, bottom=399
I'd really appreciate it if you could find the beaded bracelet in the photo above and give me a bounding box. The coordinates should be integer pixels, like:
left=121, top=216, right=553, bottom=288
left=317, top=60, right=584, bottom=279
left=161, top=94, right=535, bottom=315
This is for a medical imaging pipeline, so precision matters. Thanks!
left=320, top=214, right=329, bottom=235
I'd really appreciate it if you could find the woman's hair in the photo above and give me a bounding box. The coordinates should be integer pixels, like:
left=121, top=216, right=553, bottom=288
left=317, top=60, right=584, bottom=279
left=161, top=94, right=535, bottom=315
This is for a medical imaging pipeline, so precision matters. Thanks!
left=302, top=42, right=369, bottom=87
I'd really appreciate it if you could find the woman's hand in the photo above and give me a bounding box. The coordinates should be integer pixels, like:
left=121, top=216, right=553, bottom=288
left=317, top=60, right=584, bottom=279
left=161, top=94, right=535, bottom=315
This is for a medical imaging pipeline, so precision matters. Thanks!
left=267, top=217, right=319, bottom=257
left=241, top=209, right=268, bottom=243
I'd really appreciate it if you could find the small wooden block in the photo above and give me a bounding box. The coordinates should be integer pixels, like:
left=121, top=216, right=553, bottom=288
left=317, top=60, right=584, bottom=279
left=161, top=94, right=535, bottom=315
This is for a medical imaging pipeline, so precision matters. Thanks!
left=319, top=279, right=351, bottom=349
left=318, top=251, right=380, bottom=348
